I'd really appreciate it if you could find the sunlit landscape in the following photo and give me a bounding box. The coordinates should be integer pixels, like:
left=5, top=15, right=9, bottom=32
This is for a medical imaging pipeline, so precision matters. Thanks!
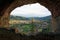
left=9, top=3, right=52, bottom=35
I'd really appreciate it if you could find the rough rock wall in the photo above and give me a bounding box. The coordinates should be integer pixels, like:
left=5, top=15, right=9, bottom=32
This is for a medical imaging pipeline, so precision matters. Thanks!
left=0, top=28, right=59, bottom=40
left=0, top=0, right=60, bottom=32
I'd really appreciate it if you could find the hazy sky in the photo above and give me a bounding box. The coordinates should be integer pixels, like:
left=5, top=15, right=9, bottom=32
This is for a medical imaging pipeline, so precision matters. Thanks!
left=10, top=3, right=51, bottom=17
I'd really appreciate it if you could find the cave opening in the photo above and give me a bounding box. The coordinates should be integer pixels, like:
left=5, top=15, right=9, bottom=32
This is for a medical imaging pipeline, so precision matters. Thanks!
left=9, top=3, right=52, bottom=35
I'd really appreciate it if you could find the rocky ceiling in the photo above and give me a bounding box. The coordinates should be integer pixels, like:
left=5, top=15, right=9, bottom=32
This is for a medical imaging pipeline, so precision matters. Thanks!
left=0, top=0, right=60, bottom=17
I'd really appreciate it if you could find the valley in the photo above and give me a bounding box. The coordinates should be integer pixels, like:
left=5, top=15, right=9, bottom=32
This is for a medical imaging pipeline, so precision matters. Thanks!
left=9, top=15, right=51, bottom=35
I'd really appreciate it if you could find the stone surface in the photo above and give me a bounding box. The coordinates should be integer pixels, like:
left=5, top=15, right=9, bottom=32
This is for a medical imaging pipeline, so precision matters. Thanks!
left=0, top=28, right=59, bottom=40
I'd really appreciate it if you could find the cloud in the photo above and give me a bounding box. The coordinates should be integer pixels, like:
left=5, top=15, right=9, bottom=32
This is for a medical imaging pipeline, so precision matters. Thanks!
left=10, top=3, right=51, bottom=17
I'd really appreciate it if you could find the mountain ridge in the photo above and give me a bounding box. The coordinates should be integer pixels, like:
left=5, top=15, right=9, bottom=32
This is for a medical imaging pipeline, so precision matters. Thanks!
left=10, top=15, right=51, bottom=21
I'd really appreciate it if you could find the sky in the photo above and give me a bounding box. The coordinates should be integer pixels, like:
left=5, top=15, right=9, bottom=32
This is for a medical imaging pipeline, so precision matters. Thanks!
left=10, top=3, right=51, bottom=17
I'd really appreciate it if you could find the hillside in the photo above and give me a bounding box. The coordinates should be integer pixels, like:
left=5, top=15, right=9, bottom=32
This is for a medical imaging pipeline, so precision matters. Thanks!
left=32, top=15, right=52, bottom=23
left=9, top=15, right=52, bottom=34
left=10, top=15, right=29, bottom=20
left=10, top=15, right=51, bottom=21
left=39, top=15, right=51, bottom=22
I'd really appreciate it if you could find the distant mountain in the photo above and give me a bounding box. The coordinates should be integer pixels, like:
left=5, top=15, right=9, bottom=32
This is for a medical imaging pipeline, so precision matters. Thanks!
left=33, top=15, right=51, bottom=20
left=33, top=15, right=51, bottom=23
left=10, top=15, right=29, bottom=20
left=28, top=15, right=51, bottom=20
left=10, top=15, right=51, bottom=22
left=40, top=15, right=51, bottom=21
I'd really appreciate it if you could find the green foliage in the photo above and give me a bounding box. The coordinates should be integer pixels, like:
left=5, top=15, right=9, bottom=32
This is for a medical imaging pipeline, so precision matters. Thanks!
left=22, top=24, right=31, bottom=32
left=9, top=15, right=51, bottom=35
left=42, top=24, right=51, bottom=33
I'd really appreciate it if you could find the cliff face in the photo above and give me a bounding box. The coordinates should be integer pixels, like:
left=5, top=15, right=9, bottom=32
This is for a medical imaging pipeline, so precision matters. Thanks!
left=0, top=0, right=60, bottom=32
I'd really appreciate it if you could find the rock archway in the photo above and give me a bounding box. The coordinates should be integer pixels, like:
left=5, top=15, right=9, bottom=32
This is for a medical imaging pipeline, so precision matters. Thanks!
left=0, top=0, right=60, bottom=32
